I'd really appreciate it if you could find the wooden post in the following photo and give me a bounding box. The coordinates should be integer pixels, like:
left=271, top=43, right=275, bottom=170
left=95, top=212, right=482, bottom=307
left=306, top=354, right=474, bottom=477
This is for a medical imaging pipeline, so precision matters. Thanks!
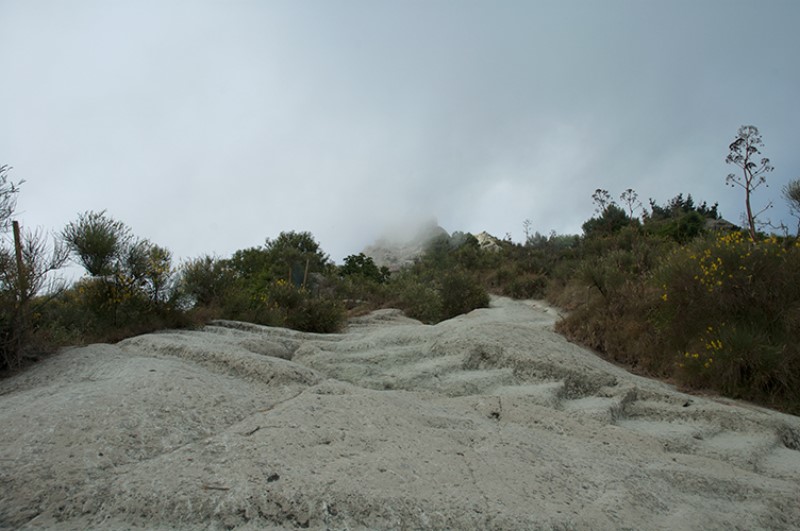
left=302, top=258, right=310, bottom=290
left=12, top=221, right=25, bottom=301
left=11, top=220, right=26, bottom=364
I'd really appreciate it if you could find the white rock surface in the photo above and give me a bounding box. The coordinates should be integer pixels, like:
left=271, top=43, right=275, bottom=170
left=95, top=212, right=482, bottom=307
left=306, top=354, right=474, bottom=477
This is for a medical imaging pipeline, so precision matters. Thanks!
left=1, top=297, right=799, bottom=530
left=474, top=231, right=503, bottom=252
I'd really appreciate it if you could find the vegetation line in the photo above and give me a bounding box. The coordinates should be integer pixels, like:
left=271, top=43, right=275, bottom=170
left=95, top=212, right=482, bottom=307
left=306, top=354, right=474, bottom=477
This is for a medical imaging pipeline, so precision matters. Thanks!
left=1, top=125, right=799, bottom=414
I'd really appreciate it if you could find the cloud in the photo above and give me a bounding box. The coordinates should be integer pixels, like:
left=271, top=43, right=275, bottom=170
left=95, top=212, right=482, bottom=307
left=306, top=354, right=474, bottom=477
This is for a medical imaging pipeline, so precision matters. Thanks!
left=1, top=0, right=798, bottom=266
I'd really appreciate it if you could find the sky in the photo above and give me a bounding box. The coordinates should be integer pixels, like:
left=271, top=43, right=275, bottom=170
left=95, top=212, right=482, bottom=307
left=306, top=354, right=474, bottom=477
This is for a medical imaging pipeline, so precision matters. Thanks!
left=1, top=0, right=799, bottom=270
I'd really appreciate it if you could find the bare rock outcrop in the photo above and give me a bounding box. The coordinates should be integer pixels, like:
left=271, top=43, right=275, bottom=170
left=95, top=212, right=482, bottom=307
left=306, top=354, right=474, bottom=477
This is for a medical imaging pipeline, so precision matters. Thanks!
left=362, top=218, right=450, bottom=271
left=2, top=297, right=799, bottom=530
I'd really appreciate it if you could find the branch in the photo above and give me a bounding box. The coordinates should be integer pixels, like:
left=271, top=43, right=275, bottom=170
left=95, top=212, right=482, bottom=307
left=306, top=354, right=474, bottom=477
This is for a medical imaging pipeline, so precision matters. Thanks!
left=753, top=201, right=774, bottom=219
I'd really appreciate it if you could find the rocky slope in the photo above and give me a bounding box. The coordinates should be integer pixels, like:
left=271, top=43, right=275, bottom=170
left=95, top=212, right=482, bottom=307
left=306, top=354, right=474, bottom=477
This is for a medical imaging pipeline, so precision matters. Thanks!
left=1, top=297, right=799, bottom=530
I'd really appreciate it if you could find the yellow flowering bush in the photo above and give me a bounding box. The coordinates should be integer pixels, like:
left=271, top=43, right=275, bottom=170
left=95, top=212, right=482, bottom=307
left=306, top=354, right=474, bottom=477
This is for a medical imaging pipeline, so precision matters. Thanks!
left=656, top=231, right=800, bottom=407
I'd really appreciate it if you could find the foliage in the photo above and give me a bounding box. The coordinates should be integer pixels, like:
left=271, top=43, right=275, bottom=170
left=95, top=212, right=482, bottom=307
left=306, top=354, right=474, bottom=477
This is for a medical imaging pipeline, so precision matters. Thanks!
left=379, top=234, right=491, bottom=324
left=782, top=179, right=800, bottom=236
left=0, top=169, right=69, bottom=371
left=619, top=188, right=643, bottom=221
left=62, top=210, right=131, bottom=276
left=180, top=232, right=345, bottom=333
left=386, top=272, right=443, bottom=324
left=440, top=269, right=490, bottom=320
left=642, top=194, right=720, bottom=243
left=126, top=240, right=174, bottom=304
left=6, top=150, right=800, bottom=414
left=655, top=232, right=800, bottom=409
left=265, top=230, right=330, bottom=286
left=725, top=125, right=774, bottom=241
left=0, top=165, right=22, bottom=231
left=554, top=224, right=800, bottom=413
left=646, top=193, right=719, bottom=221
left=582, top=204, right=634, bottom=236
left=55, top=211, right=180, bottom=340
left=488, top=231, right=580, bottom=300
left=340, top=253, right=389, bottom=283
left=178, top=255, right=231, bottom=307
left=38, top=277, right=192, bottom=345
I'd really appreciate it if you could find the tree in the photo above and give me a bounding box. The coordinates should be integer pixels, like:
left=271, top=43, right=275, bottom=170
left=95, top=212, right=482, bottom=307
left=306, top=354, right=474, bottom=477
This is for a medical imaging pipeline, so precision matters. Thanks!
left=227, top=246, right=270, bottom=281
left=782, top=179, right=800, bottom=237
left=0, top=167, right=67, bottom=369
left=62, top=211, right=176, bottom=325
left=647, top=194, right=719, bottom=222
left=725, top=125, right=774, bottom=241
left=619, top=188, right=643, bottom=222
left=0, top=165, right=22, bottom=231
left=62, top=211, right=131, bottom=276
left=582, top=204, right=630, bottom=236
left=583, top=189, right=633, bottom=236
left=340, top=253, right=389, bottom=283
left=265, top=231, right=329, bottom=287
left=643, top=194, right=721, bottom=243
left=126, top=240, right=174, bottom=304
left=13, top=227, right=69, bottom=300
left=179, top=255, right=231, bottom=307
left=592, top=188, right=615, bottom=214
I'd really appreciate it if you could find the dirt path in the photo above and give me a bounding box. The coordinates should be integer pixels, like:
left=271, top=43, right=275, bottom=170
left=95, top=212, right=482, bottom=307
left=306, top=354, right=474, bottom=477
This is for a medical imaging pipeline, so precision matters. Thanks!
left=1, top=297, right=799, bottom=530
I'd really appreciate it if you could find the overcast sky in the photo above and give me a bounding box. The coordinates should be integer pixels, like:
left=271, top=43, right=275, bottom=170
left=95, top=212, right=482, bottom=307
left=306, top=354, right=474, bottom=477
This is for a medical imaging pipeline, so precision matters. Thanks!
left=1, top=0, right=799, bottom=267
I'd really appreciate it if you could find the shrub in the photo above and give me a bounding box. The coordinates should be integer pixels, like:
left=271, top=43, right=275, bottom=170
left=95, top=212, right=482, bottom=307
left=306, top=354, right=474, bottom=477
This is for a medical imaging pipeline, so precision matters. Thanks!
left=440, top=270, right=490, bottom=320
left=54, top=211, right=185, bottom=344
left=285, top=295, right=345, bottom=333
left=387, top=273, right=443, bottom=324
left=502, top=271, right=547, bottom=299
left=582, top=204, right=634, bottom=237
left=178, top=255, right=231, bottom=307
left=0, top=169, right=69, bottom=370
left=340, top=253, right=389, bottom=284
left=655, top=232, right=800, bottom=410
left=554, top=230, right=674, bottom=374
left=38, top=276, right=193, bottom=346
left=62, top=211, right=130, bottom=276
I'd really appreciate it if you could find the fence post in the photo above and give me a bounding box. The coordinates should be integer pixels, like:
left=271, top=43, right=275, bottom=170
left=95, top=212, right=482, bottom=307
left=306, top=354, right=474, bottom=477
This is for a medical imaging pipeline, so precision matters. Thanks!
left=11, top=220, right=26, bottom=366
left=12, top=221, right=25, bottom=300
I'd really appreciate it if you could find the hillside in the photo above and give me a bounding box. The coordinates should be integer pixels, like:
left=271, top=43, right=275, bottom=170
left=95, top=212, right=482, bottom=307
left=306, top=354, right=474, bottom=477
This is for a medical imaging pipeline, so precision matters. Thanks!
left=1, top=297, right=799, bottom=530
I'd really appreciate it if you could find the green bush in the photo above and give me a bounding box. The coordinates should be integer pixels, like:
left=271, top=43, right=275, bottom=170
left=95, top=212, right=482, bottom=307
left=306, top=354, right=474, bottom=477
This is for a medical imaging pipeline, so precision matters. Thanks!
left=212, top=278, right=346, bottom=333
left=62, top=211, right=131, bottom=277
left=440, top=270, right=490, bottom=320
left=387, top=274, right=443, bottom=324
left=286, top=295, right=345, bottom=333
left=554, top=230, right=674, bottom=374
left=384, top=266, right=489, bottom=324
left=556, top=229, right=800, bottom=412
left=178, top=255, right=231, bottom=307
left=181, top=232, right=345, bottom=333
left=582, top=204, right=635, bottom=237
left=503, top=271, right=547, bottom=299
left=340, top=253, right=389, bottom=284
left=655, top=232, right=800, bottom=409
left=38, top=277, right=193, bottom=345
left=267, top=279, right=345, bottom=333
left=643, top=193, right=719, bottom=243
